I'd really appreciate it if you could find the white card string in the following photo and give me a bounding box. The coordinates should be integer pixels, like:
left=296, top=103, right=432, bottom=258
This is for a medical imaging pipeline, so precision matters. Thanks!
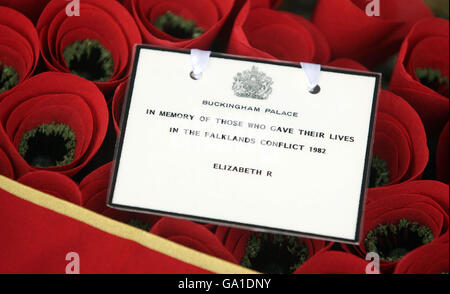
left=190, top=49, right=212, bottom=80
left=300, top=62, right=322, bottom=94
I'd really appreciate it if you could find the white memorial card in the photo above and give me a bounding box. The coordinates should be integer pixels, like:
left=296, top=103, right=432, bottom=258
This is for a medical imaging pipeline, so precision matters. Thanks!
left=108, top=46, right=380, bottom=244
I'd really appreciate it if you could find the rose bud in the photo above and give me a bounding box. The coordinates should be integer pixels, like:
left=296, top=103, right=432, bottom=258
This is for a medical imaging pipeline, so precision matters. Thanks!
left=313, top=0, right=433, bottom=68
left=394, top=233, right=449, bottom=274
left=228, top=3, right=330, bottom=64
left=37, top=0, right=142, bottom=96
left=150, top=218, right=238, bottom=264
left=122, top=0, right=234, bottom=49
left=112, top=81, right=127, bottom=135
left=17, top=171, right=83, bottom=205
left=437, top=122, right=449, bottom=184
left=80, top=162, right=160, bottom=230
left=294, top=251, right=372, bottom=274
left=342, top=181, right=449, bottom=273
left=390, top=18, right=449, bottom=137
left=0, top=72, right=109, bottom=177
left=0, top=6, right=40, bottom=100
left=0, top=0, right=50, bottom=23
left=215, top=227, right=332, bottom=274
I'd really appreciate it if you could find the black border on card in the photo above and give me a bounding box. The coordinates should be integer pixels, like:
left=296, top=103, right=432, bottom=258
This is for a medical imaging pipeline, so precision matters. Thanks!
left=107, top=44, right=381, bottom=244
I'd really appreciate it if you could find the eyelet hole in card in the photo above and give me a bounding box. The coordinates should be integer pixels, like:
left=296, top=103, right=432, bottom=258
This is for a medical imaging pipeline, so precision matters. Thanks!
left=190, top=71, right=202, bottom=80
left=309, top=85, right=321, bottom=94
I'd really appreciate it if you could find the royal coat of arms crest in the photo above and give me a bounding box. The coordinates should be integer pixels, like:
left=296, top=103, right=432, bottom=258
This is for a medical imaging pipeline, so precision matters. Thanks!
left=232, top=66, right=273, bottom=100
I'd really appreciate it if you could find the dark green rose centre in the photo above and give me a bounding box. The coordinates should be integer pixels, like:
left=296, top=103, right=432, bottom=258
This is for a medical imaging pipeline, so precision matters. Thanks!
left=0, top=62, right=19, bottom=94
left=19, top=122, right=76, bottom=168
left=154, top=11, right=205, bottom=39
left=370, top=156, right=390, bottom=188
left=63, top=39, right=114, bottom=83
left=365, top=218, right=434, bottom=262
left=128, top=219, right=152, bottom=231
left=415, top=68, right=449, bottom=97
left=241, top=233, right=308, bottom=274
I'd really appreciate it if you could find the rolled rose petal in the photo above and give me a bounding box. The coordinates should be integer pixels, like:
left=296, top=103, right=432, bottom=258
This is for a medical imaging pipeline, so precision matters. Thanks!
left=327, top=58, right=369, bottom=72
left=390, top=18, right=449, bottom=137
left=17, top=171, right=83, bottom=205
left=326, top=59, right=428, bottom=188
left=151, top=218, right=238, bottom=264
left=123, top=0, right=234, bottom=49
left=394, top=233, right=449, bottom=274
left=0, top=6, right=40, bottom=100
left=313, top=0, right=433, bottom=68
left=342, top=181, right=449, bottom=273
left=370, top=90, right=428, bottom=188
left=228, top=4, right=330, bottom=64
left=294, top=251, right=371, bottom=274
left=112, top=81, right=127, bottom=135
left=215, top=226, right=332, bottom=274
left=80, top=162, right=160, bottom=229
left=0, top=146, right=14, bottom=179
left=0, top=0, right=50, bottom=23
left=437, top=122, right=449, bottom=184
left=37, top=0, right=142, bottom=96
left=0, top=72, right=108, bottom=177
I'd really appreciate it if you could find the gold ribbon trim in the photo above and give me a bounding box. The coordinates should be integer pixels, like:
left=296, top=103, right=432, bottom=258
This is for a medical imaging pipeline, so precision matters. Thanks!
left=0, top=175, right=257, bottom=274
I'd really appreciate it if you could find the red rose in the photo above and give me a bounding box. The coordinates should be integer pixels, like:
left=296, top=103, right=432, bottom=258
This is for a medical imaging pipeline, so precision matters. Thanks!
left=122, top=0, right=235, bottom=49
left=437, top=122, right=449, bottom=184
left=394, top=233, right=449, bottom=274
left=150, top=218, right=238, bottom=264
left=17, top=171, right=83, bottom=205
left=112, top=81, right=127, bottom=135
left=0, top=147, right=14, bottom=178
left=389, top=18, right=449, bottom=137
left=313, top=0, right=433, bottom=68
left=342, top=181, right=449, bottom=273
left=326, top=59, right=429, bottom=188
left=37, top=0, right=142, bottom=95
left=370, top=90, right=428, bottom=188
left=215, top=226, right=332, bottom=274
left=80, top=162, right=160, bottom=229
left=294, top=251, right=371, bottom=274
left=0, top=0, right=50, bottom=23
left=228, top=3, right=330, bottom=64
left=0, top=6, right=40, bottom=100
left=327, top=58, right=369, bottom=72
left=0, top=72, right=109, bottom=177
